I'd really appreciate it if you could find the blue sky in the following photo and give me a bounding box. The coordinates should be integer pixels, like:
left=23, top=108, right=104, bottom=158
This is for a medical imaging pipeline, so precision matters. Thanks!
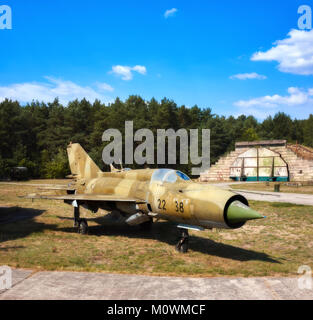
left=0, top=0, right=313, bottom=119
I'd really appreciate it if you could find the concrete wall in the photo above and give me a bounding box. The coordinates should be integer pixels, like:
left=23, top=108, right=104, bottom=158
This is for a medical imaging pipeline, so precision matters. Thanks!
left=200, top=144, right=313, bottom=182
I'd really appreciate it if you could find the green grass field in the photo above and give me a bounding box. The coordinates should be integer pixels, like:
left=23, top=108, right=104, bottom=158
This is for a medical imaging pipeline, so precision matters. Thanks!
left=0, top=180, right=312, bottom=277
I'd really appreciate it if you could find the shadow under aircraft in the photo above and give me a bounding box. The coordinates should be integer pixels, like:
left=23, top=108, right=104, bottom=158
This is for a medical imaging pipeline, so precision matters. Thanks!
left=57, top=214, right=280, bottom=264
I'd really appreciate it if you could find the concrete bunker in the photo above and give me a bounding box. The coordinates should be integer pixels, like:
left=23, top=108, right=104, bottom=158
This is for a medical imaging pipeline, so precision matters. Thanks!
left=230, top=147, right=288, bottom=182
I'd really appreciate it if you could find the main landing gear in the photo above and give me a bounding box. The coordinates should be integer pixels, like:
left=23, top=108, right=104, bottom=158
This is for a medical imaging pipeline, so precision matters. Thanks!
left=139, top=217, right=153, bottom=230
left=176, top=228, right=189, bottom=253
left=74, top=206, right=88, bottom=235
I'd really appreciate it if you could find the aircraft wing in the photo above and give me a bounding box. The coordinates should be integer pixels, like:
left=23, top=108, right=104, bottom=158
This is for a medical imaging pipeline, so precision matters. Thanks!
left=36, top=186, right=76, bottom=192
left=0, top=182, right=73, bottom=189
left=23, top=193, right=146, bottom=204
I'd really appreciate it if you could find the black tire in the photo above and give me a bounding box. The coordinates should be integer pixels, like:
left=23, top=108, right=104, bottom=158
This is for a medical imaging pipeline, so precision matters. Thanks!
left=175, top=239, right=189, bottom=253
left=139, top=218, right=153, bottom=230
left=78, top=218, right=88, bottom=235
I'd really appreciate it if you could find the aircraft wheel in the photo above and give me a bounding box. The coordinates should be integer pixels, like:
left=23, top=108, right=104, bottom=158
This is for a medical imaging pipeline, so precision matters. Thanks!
left=176, top=229, right=189, bottom=253
left=78, top=218, right=88, bottom=235
left=139, top=218, right=153, bottom=230
left=175, top=238, right=189, bottom=253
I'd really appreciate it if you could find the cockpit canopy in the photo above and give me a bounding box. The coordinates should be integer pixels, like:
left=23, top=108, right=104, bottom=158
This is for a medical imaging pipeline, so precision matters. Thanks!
left=151, top=169, right=191, bottom=184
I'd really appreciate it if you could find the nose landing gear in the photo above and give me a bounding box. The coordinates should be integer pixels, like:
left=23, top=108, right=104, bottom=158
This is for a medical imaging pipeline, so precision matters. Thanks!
left=176, top=229, right=189, bottom=253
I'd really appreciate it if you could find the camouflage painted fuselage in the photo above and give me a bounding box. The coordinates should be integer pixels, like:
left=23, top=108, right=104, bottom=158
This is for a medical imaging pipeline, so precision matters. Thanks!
left=62, top=142, right=263, bottom=231
left=74, top=168, right=247, bottom=230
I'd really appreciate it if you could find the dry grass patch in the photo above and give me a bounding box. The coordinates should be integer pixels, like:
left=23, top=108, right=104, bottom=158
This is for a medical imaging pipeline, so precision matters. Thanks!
left=0, top=180, right=312, bottom=277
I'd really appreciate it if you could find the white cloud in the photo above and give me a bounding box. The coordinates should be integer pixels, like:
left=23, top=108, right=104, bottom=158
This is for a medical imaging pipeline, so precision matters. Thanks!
left=233, top=87, right=313, bottom=119
left=231, top=108, right=276, bottom=120
left=230, top=72, right=267, bottom=80
left=132, top=65, right=147, bottom=75
left=234, top=87, right=313, bottom=119
left=0, top=77, right=113, bottom=105
left=111, top=65, right=147, bottom=80
left=96, top=82, right=114, bottom=92
left=251, top=29, right=313, bottom=75
left=234, top=87, right=312, bottom=108
left=164, top=8, right=177, bottom=18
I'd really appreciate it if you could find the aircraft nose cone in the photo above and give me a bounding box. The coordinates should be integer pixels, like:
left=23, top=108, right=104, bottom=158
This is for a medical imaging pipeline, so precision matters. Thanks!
left=227, top=201, right=264, bottom=224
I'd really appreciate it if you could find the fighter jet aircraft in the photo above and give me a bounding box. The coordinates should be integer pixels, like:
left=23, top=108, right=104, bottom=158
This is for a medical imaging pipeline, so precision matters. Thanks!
left=27, top=142, right=264, bottom=253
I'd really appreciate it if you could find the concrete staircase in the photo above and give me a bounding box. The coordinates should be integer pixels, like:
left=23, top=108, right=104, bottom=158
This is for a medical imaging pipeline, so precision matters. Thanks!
left=200, top=148, right=249, bottom=182
left=272, top=146, right=313, bottom=182
left=287, top=144, right=313, bottom=161
left=200, top=144, right=313, bottom=182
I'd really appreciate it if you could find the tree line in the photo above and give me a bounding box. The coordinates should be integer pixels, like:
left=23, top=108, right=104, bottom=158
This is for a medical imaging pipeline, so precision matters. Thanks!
left=0, top=96, right=312, bottom=178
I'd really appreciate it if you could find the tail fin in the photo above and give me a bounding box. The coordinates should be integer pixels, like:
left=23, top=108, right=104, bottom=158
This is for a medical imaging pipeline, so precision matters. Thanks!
left=67, top=143, right=101, bottom=180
